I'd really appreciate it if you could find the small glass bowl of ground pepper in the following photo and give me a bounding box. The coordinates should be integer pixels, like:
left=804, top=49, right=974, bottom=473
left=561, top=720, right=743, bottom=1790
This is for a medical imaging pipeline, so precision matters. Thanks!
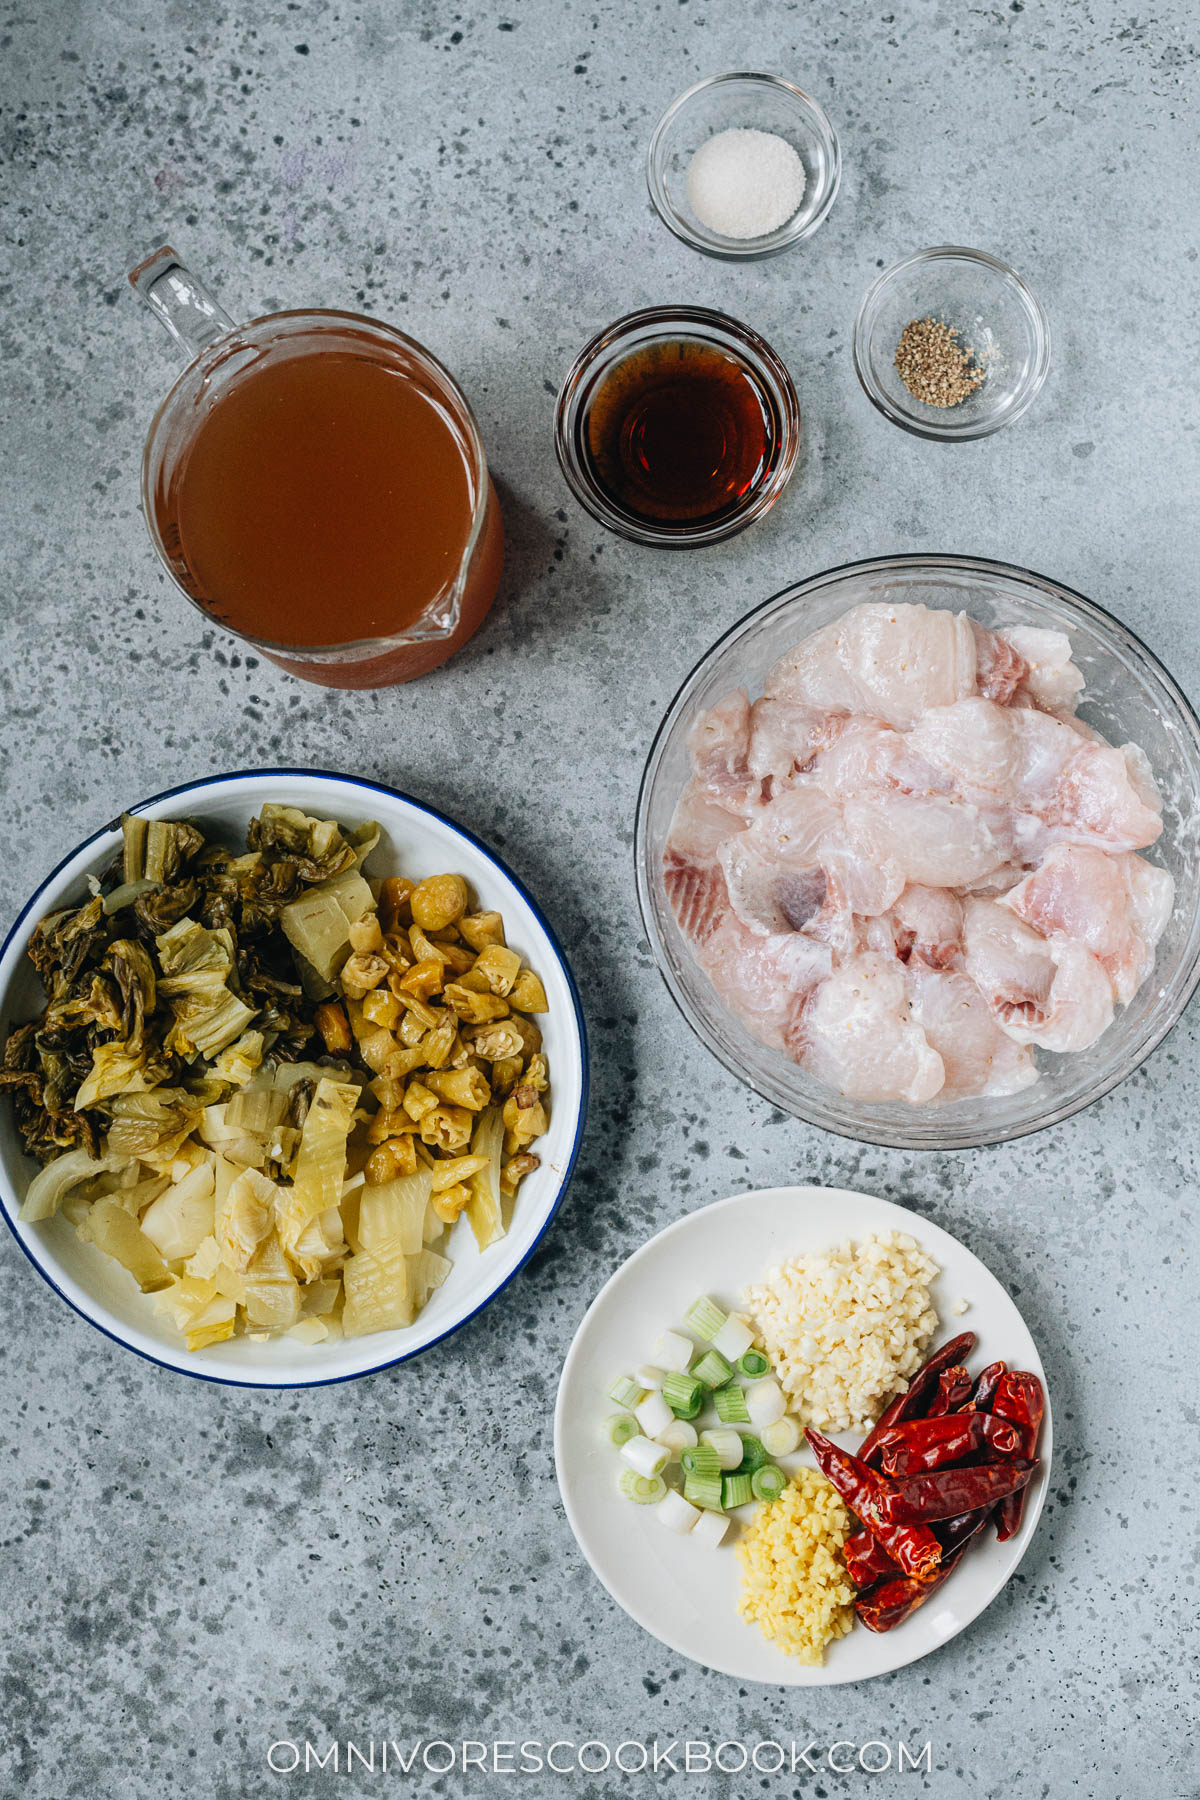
left=853, top=246, right=1050, bottom=441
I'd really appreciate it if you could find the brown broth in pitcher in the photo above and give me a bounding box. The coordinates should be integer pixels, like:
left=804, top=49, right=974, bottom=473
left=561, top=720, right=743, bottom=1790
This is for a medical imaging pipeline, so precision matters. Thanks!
left=159, top=350, right=477, bottom=648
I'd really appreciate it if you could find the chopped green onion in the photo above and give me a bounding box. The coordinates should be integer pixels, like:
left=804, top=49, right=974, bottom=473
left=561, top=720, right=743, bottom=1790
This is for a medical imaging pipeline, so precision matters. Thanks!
left=684, top=1296, right=727, bottom=1341
left=746, top=1378, right=786, bottom=1427
left=760, top=1416, right=801, bottom=1457
left=683, top=1471, right=724, bottom=1511
left=751, top=1464, right=787, bottom=1503
left=699, top=1427, right=744, bottom=1470
left=656, top=1419, right=699, bottom=1458
left=656, top=1490, right=701, bottom=1534
left=635, top=1391, right=675, bottom=1438
left=691, top=1509, right=731, bottom=1548
left=734, top=1434, right=769, bottom=1474
left=635, top=1363, right=666, bottom=1390
left=655, top=1330, right=694, bottom=1373
left=692, top=1348, right=733, bottom=1389
left=661, top=1371, right=703, bottom=1419
left=680, top=1445, right=720, bottom=1478
left=712, top=1315, right=755, bottom=1363
left=619, top=1435, right=668, bottom=1479
left=609, top=1375, right=648, bottom=1409
left=603, top=1413, right=639, bottom=1447
left=714, top=1381, right=750, bottom=1424
left=619, top=1469, right=667, bottom=1506
left=721, top=1472, right=754, bottom=1508
left=737, top=1348, right=771, bottom=1379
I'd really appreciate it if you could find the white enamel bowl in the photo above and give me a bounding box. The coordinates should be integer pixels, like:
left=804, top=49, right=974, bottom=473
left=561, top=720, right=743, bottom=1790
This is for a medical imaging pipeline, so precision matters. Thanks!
left=555, top=1186, right=1051, bottom=1685
left=0, top=770, right=588, bottom=1386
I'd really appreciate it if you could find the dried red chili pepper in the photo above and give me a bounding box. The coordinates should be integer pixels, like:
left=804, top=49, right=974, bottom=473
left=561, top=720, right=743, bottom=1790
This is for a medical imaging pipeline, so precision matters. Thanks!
left=876, top=1411, right=1021, bottom=1477
left=843, top=1529, right=898, bottom=1588
left=937, top=1505, right=997, bottom=1553
left=969, top=1360, right=1006, bottom=1411
left=858, top=1331, right=977, bottom=1468
left=878, top=1457, right=1037, bottom=1525
left=849, top=1498, right=1000, bottom=1592
left=855, top=1505, right=994, bottom=1633
left=805, top=1429, right=942, bottom=1580
left=991, top=1372, right=1044, bottom=1540
left=926, top=1365, right=972, bottom=1417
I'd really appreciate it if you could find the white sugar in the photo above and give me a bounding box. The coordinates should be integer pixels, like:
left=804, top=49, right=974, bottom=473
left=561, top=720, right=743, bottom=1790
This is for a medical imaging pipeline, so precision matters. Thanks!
left=686, top=127, right=807, bottom=240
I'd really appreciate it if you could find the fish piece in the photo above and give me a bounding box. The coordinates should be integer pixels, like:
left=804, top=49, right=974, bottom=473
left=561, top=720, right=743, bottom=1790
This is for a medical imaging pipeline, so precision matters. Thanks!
left=842, top=793, right=1005, bottom=889
left=688, top=689, right=762, bottom=817
left=1009, top=712, right=1163, bottom=854
left=962, top=897, right=1056, bottom=1026
left=1001, top=626, right=1085, bottom=715
left=792, top=953, right=945, bottom=1103
left=808, top=715, right=948, bottom=802
left=889, top=885, right=964, bottom=969
left=742, top=783, right=841, bottom=863
left=905, top=966, right=1038, bottom=1098
left=1003, top=846, right=1174, bottom=1005
left=663, top=782, right=743, bottom=949
left=698, top=912, right=831, bottom=1052
left=764, top=603, right=978, bottom=731
left=972, top=620, right=1029, bottom=705
left=746, top=697, right=831, bottom=784
left=820, top=833, right=906, bottom=918
left=719, top=838, right=828, bottom=936
left=906, top=698, right=1021, bottom=799
left=909, top=700, right=1162, bottom=853
left=962, top=898, right=1113, bottom=1051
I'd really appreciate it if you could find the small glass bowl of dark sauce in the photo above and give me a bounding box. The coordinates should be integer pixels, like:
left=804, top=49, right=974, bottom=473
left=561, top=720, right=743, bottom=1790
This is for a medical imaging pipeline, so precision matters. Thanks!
left=554, top=306, right=801, bottom=546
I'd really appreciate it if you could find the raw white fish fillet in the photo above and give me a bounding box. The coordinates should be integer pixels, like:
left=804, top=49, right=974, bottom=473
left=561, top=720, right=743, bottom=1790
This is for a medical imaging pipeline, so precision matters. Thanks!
left=746, top=696, right=830, bottom=783
left=962, top=898, right=1114, bottom=1051
left=765, top=603, right=980, bottom=730
left=1001, top=626, right=1085, bottom=715
left=889, top=885, right=965, bottom=969
left=842, top=793, right=1005, bottom=889
left=664, top=602, right=1172, bottom=1107
left=719, top=836, right=829, bottom=936
left=662, top=781, right=740, bottom=948
left=795, top=954, right=945, bottom=1103
left=909, top=699, right=1162, bottom=854
left=695, top=911, right=831, bottom=1052
left=741, top=784, right=841, bottom=863
left=688, top=689, right=762, bottom=818
left=972, top=620, right=1029, bottom=705
left=1003, top=845, right=1174, bottom=1005
left=905, top=966, right=1038, bottom=1098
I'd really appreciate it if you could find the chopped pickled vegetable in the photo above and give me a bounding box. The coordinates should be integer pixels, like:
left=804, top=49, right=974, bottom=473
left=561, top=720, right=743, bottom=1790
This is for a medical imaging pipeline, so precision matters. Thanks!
left=3, top=804, right=551, bottom=1352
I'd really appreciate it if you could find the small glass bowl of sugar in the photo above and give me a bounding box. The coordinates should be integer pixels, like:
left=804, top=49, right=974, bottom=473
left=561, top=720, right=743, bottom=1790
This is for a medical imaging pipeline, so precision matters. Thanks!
left=647, top=71, right=840, bottom=261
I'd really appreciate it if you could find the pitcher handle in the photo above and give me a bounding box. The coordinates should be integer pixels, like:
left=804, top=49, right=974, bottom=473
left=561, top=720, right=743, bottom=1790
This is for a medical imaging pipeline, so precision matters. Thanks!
left=128, top=244, right=236, bottom=363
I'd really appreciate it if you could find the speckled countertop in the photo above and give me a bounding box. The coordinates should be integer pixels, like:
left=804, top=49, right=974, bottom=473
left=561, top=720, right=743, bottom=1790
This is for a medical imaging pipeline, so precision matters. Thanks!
left=1, top=3, right=1198, bottom=1797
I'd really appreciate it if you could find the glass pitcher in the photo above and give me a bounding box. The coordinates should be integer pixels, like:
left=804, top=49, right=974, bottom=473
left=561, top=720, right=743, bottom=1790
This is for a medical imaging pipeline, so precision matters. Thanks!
left=129, top=246, right=504, bottom=689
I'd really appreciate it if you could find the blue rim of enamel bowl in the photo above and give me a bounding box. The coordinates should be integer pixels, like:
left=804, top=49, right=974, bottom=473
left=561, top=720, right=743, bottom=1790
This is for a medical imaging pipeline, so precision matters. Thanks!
left=0, top=768, right=590, bottom=1388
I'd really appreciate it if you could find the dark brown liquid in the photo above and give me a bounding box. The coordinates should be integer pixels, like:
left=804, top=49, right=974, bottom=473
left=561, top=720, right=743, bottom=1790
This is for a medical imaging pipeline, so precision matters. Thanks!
left=160, top=349, right=478, bottom=649
left=583, top=338, right=776, bottom=526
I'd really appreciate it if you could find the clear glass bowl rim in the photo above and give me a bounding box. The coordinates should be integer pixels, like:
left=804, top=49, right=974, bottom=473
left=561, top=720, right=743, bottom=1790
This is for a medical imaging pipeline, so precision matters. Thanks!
left=645, top=70, right=842, bottom=261
left=141, top=307, right=492, bottom=662
left=635, top=551, right=1200, bottom=1150
left=852, top=246, right=1052, bottom=442
left=554, top=303, right=801, bottom=547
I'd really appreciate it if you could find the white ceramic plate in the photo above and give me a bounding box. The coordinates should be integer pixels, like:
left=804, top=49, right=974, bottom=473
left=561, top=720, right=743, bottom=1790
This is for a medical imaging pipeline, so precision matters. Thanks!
left=555, top=1187, right=1051, bottom=1685
left=0, top=769, right=588, bottom=1387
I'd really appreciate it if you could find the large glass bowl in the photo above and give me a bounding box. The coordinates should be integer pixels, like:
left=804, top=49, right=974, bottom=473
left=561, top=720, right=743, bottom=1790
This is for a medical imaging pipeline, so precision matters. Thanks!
left=635, top=555, right=1200, bottom=1149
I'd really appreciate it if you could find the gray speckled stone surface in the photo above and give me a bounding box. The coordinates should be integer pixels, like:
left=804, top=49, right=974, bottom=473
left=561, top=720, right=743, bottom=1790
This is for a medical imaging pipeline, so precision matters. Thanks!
left=2, top=3, right=1198, bottom=1796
